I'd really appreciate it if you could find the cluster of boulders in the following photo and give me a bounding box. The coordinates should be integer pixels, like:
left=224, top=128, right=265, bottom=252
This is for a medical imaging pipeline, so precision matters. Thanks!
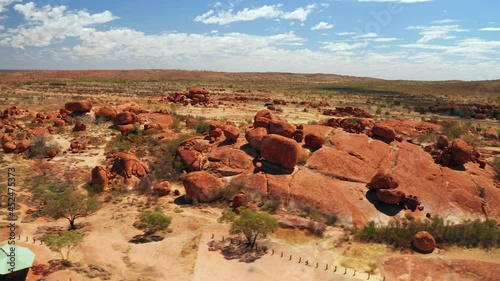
left=166, top=87, right=213, bottom=106
left=91, top=151, right=150, bottom=190
left=367, top=171, right=423, bottom=211
left=426, top=135, right=484, bottom=168
left=323, top=107, right=372, bottom=118
left=326, top=117, right=368, bottom=134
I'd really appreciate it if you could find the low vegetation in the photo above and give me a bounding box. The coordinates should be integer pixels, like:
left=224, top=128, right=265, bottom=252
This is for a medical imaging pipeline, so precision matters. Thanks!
left=356, top=216, right=500, bottom=250
left=28, top=135, right=60, bottom=159
left=133, top=210, right=172, bottom=234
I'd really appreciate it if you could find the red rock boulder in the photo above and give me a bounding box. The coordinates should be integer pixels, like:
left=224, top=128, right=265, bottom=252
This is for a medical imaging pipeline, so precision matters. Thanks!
left=113, top=112, right=138, bottom=126
left=46, top=149, right=58, bottom=158
left=451, top=139, right=471, bottom=165
left=91, top=166, right=109, bottom=190
left=153, top=181, right=171, bottom=197
left=2, top=141, right=16, bottom=153
left=413, top=231, right=436, bottom=253
left=376, top=189, right=406, bottom=204
left=245, top=127, right=268, bottom=152
left=367, top=171, right=399, bottom=190
left=261, top=134, right=301, bottom=170
left=436, top=135, right=449, bottom=150
left=223, top=126, right=240, bottom=142
left=65, top=100, right=92, bottom=113
left=96, top=106, right=117, bottom=120
left=269, top=119, right=296, bottom=138
left=16, top=140, right=30, bottom=153
left=304, top=133, right=325, bottom=149
left=73, top=121, right=86, bottom=132
left=372, top=124, right=396, bottom=141
left=181, top=171, right=226, bottom=203
left=110, top=151, right=149, bottom=179
left=484, top=128, right=499, bottom=140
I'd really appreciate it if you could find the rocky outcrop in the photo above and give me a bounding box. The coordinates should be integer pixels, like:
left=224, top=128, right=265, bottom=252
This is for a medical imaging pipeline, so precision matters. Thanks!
left=245, top=127, right=268, bottom=152
left=304, top=133, right=324, bottom=149
left=451, top=139, right=471, bottom=165
left=372, top=124, right=396, bottom=141
left=376, top=189, right=406, bottom=204
left=181, top=171, right=226, bottom=203
left=91, top=166, right=109, bottom=190
left=96, top=106, right=117, bottom=120
left=484, top=128, right=499, bottom=140
left=113, top=112, right=138, bottom=126
left=73, top=121, right=87, bottom=132
left=65, top=100, right=92, bottom=114
left=367, top=171, right=399, bottom=190
left=223, top=125, right=240, bottom=142
left=261, top=134, right=301, bottom=170
left=110, top=151, right=149, bottom=179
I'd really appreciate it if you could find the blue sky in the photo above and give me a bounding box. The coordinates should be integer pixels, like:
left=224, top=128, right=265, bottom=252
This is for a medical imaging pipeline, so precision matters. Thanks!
left=0, top=0, right=499, bottom=80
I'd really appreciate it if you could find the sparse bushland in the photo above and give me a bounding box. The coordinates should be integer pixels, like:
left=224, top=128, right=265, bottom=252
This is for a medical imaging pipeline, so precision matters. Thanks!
left=148, top=133, right=194, bottom=182
left=440, top=121, right=468, bottom=139
left=356, top=217, right=500, bottom=250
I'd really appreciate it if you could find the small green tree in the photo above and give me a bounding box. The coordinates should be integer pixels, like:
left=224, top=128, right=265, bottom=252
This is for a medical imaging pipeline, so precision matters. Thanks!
left=133, top=210, right=172, bottom=234
left=43, top=230, right=83, bottom=261
left=40, top=186, right=101, bottom=230
left=218, top=208, right=278, bottom=250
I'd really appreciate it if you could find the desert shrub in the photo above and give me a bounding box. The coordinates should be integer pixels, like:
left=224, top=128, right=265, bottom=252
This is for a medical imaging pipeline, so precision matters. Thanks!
left=133, top=210, right=172, bottom=234
left=259, top=194, right=282, bottom=214
left=148, top=134, right=194, bottom=181
left=28, top=135, right=60, bottom=159
left=441, top=121, right=466, bottom=139
left=375, top=107, right=382, bottom=114
left=195, top=122, right=210, bottom=134
left=356, top=217, right=500, bottom=250
left=130, top=124, right=140, bottom=135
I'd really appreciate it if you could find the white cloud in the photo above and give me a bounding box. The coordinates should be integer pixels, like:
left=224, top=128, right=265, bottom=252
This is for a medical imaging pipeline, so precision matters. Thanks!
left=407, top=25, right=468, bottom=43
left=0, top=2, right=117, bottom=49
left=432, top=19, right=461, bottom=24
left=479, top=27, right=500, bottom=31
left=311, top=21, right=333, bottom=30
left=281, top=4, right=317, bottom=22
left=336, top=32, right=356, bottom=36
left=355, top=32, right=379, bottom=38
left=371, top=37, right=398, bottom=42
left=321, top=42, right=368, bottom=52
left=358, top=0, right=431, bottom=3
left=194, top=4, right=317, bottom=25
left=0, top=0, right=20, bottom=13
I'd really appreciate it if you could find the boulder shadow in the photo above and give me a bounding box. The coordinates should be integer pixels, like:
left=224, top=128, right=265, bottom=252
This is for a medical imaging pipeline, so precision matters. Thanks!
left=259, top=161, right=294, bottom=175
left=371, top=136, right=394, bottom=145
left=174, top=195, right=191, bottom=205
left=366, top=190, right=403, bottom=216
left=446, top=164, right=467, bottom=172
left=240, top=143, right=260, bottom=158
left=129, top=232, right=164, bottom=244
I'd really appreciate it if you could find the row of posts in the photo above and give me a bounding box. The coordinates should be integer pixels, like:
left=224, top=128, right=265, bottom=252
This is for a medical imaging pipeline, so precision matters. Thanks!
left=16, top=234, right=44, bottom=245
left=211, top=234, right=385, bottom=281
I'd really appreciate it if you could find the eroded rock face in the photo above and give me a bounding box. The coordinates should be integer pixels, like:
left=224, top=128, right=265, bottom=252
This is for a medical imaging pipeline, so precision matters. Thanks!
left=372, top=124, right=396, bottom=141
left=245, top=127, right=268, bottom=152
left=436, top=135, right=449, bottom=150
left=413, top=231, right=436, bottom=253
left=110, top=151, right=149, bottom=179
left=376, top=189, right=406, bottom=204
left=367, top=171, right=399, bottom=190
left=91, top=166, right=109, bottom=190
left=451, top=139, right=471, bottom=165
left=65, top=100, right=92, bottom=113
left=261, top=134, right=301, bottom=170
left=113, top=112, right=138, bottom=126
left=181, top=171, right=226, bottom=203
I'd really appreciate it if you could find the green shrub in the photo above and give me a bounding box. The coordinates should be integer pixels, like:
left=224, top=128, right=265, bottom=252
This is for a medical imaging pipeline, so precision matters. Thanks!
left=133, top=210, right=172, bottom=234
left=441, top=121, right=466, bottom=139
